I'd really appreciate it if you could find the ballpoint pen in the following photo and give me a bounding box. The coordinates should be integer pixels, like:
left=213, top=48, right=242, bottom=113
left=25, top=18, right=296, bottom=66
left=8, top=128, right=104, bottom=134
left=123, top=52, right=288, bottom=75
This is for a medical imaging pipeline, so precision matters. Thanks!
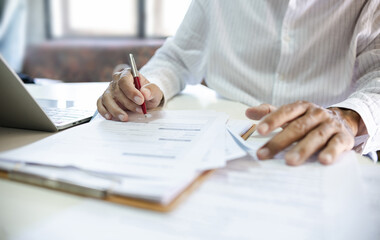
left=129, top=53, right=148, bottom=117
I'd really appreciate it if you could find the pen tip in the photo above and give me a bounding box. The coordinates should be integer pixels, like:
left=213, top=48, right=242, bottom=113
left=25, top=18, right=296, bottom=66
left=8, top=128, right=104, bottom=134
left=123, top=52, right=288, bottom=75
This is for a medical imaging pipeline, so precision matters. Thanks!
left=144, top=114, right=148, bottom=118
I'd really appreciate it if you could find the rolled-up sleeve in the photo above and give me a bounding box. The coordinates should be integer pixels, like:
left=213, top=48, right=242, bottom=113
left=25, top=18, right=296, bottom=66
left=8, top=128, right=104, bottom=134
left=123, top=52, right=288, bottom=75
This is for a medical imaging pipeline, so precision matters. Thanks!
left=140, top=0, right=209, bottom=103
left=331, top=16, right=380, bottom=154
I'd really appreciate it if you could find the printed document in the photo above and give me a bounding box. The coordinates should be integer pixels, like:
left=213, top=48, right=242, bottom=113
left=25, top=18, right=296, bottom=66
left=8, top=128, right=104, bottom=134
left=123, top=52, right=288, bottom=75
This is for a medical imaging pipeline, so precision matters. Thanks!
left=0, top=111, right=228, bottom=178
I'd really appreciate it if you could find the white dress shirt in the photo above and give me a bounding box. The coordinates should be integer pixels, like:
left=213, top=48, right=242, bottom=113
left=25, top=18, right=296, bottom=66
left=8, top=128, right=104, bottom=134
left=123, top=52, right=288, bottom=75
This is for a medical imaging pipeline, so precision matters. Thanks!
left=141, top=0, right=380, bottom=155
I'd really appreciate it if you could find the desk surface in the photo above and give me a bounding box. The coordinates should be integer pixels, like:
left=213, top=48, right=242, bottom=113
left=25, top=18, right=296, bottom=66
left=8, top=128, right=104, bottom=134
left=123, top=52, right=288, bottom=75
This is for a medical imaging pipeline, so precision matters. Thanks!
left=0, top=83, right=377, bottom=240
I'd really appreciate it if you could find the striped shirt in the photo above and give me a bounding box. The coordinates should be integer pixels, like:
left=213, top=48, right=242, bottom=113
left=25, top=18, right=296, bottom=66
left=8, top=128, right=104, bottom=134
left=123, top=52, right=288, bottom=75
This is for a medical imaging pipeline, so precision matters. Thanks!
left=141, top=0, right=380, bottom=154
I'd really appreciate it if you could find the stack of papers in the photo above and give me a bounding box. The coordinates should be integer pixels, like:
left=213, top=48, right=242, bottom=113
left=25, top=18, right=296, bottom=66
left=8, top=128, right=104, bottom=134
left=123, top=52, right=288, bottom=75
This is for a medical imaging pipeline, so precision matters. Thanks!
left=0, top=110, right=252, bottom=204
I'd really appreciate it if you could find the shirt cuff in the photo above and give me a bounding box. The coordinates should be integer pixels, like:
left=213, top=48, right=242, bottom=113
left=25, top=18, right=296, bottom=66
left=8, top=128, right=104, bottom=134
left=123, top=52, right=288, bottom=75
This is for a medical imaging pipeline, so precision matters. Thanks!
left=140, top=72, right=183, bottom=107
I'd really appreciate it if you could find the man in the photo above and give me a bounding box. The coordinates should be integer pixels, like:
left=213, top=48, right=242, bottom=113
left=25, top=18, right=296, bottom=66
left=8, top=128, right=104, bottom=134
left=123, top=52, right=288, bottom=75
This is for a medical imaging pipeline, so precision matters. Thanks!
left=97, top=0, right=380, bottom=166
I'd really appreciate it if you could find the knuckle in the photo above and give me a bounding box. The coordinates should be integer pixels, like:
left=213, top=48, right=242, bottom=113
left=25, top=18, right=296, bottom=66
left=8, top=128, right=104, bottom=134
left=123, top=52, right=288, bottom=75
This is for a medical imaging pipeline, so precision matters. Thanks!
left=290, top=120, right=309, bottom=135
left=299, top=148, right=307, bottom=157
left=110, top=81, right=117, bottom=90
left=283, top=100, right=308, bottom=113
left=295, top=100, right=308, bottom=106
left=311, top=107, right=327, bottom=118
left=331, top=133, right=351, bottom=147
left=118, top=77, right=133, bottom=90
left=296, top=146, right=308, bottom=158
left=119, top=69, right=132, bottom=80
left=294, top=100, right=310, bottom=108
left=311, top=106, right=322, bottom=113
left=315, top=128, right=328, bottom=139
left=332, top=135, right=345, bottom=145
left=112, top=72, right=120, bottom=81
left=281, top=104, right=295, bottom=113
left=121, top=68, right=131, bottom=75
left=324, top=118, right=337, bottom=128
left=336, top=133, right=354, bottom=147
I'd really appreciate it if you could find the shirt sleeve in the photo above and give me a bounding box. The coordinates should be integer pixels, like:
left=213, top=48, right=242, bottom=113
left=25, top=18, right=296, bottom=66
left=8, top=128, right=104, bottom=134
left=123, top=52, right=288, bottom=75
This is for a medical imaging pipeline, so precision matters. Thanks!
left=331, top=5, right=380, bottom=154
left=140, top=0, right=209, bottom=103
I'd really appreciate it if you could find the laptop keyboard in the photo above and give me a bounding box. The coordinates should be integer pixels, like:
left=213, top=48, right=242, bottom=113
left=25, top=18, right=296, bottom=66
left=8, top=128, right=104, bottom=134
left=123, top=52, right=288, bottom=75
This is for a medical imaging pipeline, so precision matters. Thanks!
left=42, top=107, right=94, bottom=125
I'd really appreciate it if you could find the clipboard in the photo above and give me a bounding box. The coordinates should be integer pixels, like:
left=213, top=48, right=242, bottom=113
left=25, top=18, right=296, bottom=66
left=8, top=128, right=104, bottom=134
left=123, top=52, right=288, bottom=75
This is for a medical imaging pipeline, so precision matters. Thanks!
left=0, top=166, right=214, bottom=212
left=0, top=124, right=256, bottom=212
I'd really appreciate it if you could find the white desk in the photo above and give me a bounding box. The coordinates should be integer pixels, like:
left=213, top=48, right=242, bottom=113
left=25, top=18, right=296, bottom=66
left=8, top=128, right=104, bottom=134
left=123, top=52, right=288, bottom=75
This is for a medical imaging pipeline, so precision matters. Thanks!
left=0, top=83, right=378, bottom=240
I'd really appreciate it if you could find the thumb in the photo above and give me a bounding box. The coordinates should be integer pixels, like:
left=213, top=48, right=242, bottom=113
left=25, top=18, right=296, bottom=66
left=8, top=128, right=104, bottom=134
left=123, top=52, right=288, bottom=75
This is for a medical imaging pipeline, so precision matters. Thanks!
left=140, top=83, right=164, bottom=109
left=245, top=103, right=277, bottom=120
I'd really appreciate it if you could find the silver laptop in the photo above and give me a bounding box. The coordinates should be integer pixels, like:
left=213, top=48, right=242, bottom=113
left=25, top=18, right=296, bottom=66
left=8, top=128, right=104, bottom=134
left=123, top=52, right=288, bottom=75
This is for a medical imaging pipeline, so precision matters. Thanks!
left=0, top=55, right=94, bottom=132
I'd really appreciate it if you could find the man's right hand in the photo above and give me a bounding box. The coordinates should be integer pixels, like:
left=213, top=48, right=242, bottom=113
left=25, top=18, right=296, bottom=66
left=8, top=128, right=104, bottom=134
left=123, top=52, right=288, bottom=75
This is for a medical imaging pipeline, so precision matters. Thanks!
left=97, top=68, right=164, bottom=121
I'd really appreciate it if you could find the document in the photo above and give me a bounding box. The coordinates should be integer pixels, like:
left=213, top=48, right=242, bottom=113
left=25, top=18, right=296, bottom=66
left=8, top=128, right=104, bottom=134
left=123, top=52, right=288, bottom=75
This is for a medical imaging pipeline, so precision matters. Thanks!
left=359, top=164, right=380, bottom=229
left=0, top=110, right=231, bottom=203
left=0, top=110, right=228, bottom=178
left=12, top=152, right=379, bottom=240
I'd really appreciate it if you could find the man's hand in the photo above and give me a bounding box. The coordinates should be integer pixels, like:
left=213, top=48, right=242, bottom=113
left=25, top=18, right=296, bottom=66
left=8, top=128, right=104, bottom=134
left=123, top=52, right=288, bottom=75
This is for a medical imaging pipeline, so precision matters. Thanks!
left=97, top=68, right=163, bottom=121
left=245, top=101, right=361, bottom=166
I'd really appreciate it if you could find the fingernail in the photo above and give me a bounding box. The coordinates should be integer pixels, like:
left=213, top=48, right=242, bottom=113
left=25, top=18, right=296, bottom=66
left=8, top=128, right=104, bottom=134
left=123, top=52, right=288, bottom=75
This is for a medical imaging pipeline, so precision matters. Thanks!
left=322, top=154, right=332, bottom=164
left=105, top=113, right=111, bottom=120
left=136, top=107, right=142, bottom=113
left=134, top=96, right=143, bottom=105
left=258, top=123, right=269, bottom=134
left=286, top=152, right=300, bottom=164
left=257, top=147, right=270, bottom=159
left=118, top=114, right=125, bottom=121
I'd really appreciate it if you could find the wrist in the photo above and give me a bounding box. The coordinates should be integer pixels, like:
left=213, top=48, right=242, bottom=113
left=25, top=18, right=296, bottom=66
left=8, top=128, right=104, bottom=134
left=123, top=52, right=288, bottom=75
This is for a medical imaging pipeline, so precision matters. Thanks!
left=329, top=107, right=361, bottom=136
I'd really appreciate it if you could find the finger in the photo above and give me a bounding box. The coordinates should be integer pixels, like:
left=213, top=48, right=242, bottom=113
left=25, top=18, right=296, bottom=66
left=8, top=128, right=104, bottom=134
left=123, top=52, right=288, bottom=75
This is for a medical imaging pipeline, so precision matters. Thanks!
left=140, top=83, right=164, bottom=109
left=113, top=89, right=141, bottom=113
left=245, top=104, right=277, bottom=120
left=284, top=121, right=339, bottom=166
left=112, top=71, right=122, bottom=81
left=118, top=73, right=145, bottom=105
left=101, top=90, right=129, bottom=121
left=257, top=111, right=327, bottom=160
left=97, top=97, right=111, bottom=120
left=318, top=132, right=354, bottom=165
left=257, top=101, right=311, bottom=135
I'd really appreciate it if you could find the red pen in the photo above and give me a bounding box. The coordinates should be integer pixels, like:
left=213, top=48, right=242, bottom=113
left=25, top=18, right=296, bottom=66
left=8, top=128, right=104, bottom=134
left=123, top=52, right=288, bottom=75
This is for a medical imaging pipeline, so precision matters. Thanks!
left=129, top=53, right=148, bottom=116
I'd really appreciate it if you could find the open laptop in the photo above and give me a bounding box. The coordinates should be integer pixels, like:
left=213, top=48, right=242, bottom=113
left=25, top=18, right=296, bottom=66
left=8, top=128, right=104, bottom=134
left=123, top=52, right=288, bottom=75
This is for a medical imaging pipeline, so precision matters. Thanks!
left=0, top=55, right=95, bottom=132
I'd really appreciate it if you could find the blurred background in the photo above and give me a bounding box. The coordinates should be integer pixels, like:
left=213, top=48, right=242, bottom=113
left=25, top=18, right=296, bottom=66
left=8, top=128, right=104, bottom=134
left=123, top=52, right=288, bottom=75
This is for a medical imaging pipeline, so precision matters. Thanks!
left=0, top=0, right=191, bottom=82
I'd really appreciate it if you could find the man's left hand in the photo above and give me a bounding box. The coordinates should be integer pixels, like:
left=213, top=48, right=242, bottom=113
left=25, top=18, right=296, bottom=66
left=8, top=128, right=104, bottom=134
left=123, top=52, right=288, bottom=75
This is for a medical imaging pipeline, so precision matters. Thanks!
left=245, top=101, right=361, bottom=166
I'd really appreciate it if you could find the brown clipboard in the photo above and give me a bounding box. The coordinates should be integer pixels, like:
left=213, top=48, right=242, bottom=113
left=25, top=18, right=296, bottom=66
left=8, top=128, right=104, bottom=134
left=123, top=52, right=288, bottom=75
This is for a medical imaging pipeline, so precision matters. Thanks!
left=0, top=168, right=214, bottom=212
left=0, top=123, right=256, bottom=212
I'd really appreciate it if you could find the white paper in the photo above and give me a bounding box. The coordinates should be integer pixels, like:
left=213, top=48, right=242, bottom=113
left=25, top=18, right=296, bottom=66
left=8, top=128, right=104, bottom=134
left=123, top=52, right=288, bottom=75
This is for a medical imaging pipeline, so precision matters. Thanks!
left=359, top=164, right=380, bottom=229
left=13, top=151, right=378, bottom=240
left=224, top=119, right=255, bottom=161
left=0, top=110, right=228, bottom=178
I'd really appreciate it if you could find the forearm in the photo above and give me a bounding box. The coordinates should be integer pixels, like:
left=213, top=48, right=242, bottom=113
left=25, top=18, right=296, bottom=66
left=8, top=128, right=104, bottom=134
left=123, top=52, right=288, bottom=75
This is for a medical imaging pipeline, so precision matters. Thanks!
left=140, top=0, right=209, bottom=103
